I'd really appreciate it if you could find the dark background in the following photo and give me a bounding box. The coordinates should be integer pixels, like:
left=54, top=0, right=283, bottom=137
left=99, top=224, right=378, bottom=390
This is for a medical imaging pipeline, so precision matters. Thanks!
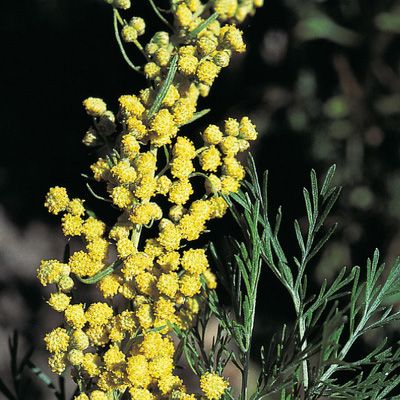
left=2, top=0, right=400, bottom=397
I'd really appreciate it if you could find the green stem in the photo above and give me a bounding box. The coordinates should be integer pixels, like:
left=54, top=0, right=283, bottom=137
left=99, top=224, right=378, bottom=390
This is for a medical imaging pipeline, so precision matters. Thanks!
left=131, top=224, right=142, bottom=248
left=293, top=293, right=309, bottom=391
left=147, top=0, right=174, bottom=30
left=113, top=9, right=143, bottom=74
left=241, top=342, right=251, bottom=400
left=133, top=38, right=148, bottom=60
left=156, top=145, right=171, bottom=178
left=86, top=183, right=112, bottom=203
left=179, top=108, right=210, bottom=127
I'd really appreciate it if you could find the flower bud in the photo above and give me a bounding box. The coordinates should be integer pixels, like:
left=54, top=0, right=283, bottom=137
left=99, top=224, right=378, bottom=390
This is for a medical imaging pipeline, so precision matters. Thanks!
left=83, top=97, right=107, bottom=117
left=129, top=17, right=146, bottom=36
left=121, top=25, right=138, bottom=43
left=213, top=50, right=231, bottom=68
left=113, top=0, right=131, bottom=10
left=58, top=275, right=75, bottom=293
left=97, top=111, right=116, bottom=136
left=145, top=42, right=159, bottom=56
left=152, top=31, right=170, bottom=47
left=82, top=127, right=101, bottom=147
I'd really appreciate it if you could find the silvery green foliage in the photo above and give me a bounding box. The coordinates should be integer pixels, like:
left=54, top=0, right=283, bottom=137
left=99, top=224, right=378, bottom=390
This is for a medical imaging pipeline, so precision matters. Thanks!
left=181, top=157, right=400, bottom=400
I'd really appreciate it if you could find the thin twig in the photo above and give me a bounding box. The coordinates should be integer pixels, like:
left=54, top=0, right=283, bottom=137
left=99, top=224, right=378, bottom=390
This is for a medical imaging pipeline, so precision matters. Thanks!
left=113, top=9, right=143, bottom=74
left=147, top=0, right=174, bottom=30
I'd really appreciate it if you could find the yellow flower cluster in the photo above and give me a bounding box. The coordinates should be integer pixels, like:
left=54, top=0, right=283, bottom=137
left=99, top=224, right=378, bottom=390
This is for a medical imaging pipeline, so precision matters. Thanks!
left=212, top=0, right=263, bottom=23
left=200, top=372, right=229, bottom=400
left=39, top=0, right=260, bottom=399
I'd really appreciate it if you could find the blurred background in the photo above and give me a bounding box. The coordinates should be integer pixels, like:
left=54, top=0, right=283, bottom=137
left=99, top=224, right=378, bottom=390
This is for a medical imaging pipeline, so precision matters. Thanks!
left=2, top=0, right=400, bottom=397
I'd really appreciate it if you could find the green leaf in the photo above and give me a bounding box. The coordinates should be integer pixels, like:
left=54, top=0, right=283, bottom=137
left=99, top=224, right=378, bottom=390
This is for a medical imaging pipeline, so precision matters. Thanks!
left=27, top=361, right=57, bottom=391
left=0, top=377, right=16, bottom=400
left=77, top=259, right=123, bottom=284
left=305, top=223, right=338, bottom=264
left=294, top=220, right=305, bottom=255
left=320, top=164, right=337, bottom=198
left=187, top=12, right=219, bottom=40
left=147, top=54, right=178, bottom=119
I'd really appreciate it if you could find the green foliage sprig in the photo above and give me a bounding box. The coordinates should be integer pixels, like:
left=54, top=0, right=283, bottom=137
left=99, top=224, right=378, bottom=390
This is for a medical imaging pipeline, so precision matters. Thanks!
left=199, top=157, right=400, bottom=399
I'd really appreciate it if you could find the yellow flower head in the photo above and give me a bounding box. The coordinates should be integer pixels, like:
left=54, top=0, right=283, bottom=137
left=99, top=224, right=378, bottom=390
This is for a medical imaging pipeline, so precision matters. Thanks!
left=111, top=186, right=134, bottom=209
left=83, top=217, right=106, bottom=240
left=203, top=124, right=223, bottom=145
left=44, top=327, right=70, bottom=353
left=139, top=331, right=165, bottom=359
left=111, top=159, right=137, bottom=184
left=158, top=223, right=182, bottom=251
left=83, top=97, right=107, bottom=117
left=149, top=355, right=174, bottom=378
left=135, top=271, right=156, bottom=296
left=181, top=248, right=209, bottom=274
left=45, top=186, right=69, bottom=215
left=175, top=3, right=193, bottom=27
left=61, top=213, right=83, bottom=237
left=157, top=272, right=180, bottom=298
left=178, top=54, right=199, bottom=76
left=168, top=179, right=193, bottom=205
left=179, top=273, right=202, bottom=297
left=89, top=390, right=108, bottom=400
left=127, top=116, right=148, bottom=139
left=98, top=274, right=121, bottom=298
left=157, top=251, right=181, bottom=271
left=171, top=157, right=195, bottom=179
left=163, top=84, right=180, bottom=107
left=127, top=354, right=151, bottom=388
left=103, top=344, right=125, bottom=368
left=173, top=136, right=196, bottom=159
left=134, top=151, right=155, bottom=174
left=196, top=60, right=220, bottom=86
left=157, top=175, right=173, bottom=195
left=122, top=25, right=138, bottom=42
left=65, top=303, right=87, bottom=329
left=136, top=303, right=154, bottom=329
left=130, top=17, right=146, bottom=35
left=150, top=109, right=178, bottom=146
left=154, top=48, right=172, bottom=67
left=200, top=372, right=229, bottom=400
left=200, top=146, right=222, bottom=172
left=135, top=175, right=157, bottom=199
left=197, top=35, right=218, bottom=56
left=119, top=94, right=145, bottom=118
left=70, top=329, right=90, bottom=351
left=129, top=202, right=162, bottom=225
left=224, top=117, right=240, bottom=136
left=128, top=388, right=155, bottom=400
left=67, top=198, right=85, bottom=216
left=82, top=353, right=102, bottom=377
left=74, top=394, right=89, bottom=400
left=144, top=62, right=161, bottom=79
left=121, top=134, right=140, bottom=160
left=48, top=352, right=66, bottom=375
left=86, top=302, right=114, bottom=326
left=214, top=49, right=231, bottom=68
left=48, top=292, right=71, bottom=312
left=239, top=116, right=258, bottom=140
left=67, top=349, right=84, bottom=366
left=169, top=204, right=185, bottom=222
left=91, top=158, right=110, bottom=181
left=122, top=251, right=153, bottom=279
left=37, top=259, right=70, bottom=286
left=220, top=25, right=246, bottom=52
